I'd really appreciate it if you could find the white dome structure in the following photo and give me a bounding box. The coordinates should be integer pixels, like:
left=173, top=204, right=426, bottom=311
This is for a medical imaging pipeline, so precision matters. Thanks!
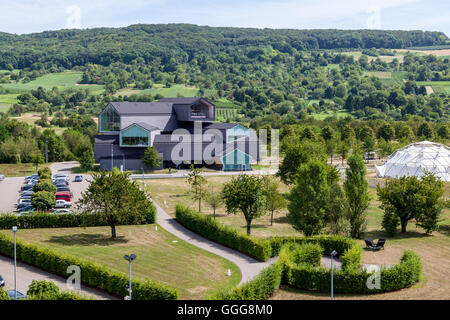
left=375, top=141, right=450, bottom=181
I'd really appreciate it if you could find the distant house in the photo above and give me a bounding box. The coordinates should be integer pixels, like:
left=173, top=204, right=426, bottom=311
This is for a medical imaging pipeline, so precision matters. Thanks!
left=94, top=97, right=259, bottom=171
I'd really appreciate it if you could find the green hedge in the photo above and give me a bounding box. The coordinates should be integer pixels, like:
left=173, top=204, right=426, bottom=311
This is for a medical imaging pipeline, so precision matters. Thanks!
left=212, top=263, right=282, bottom=300
left=0, top=208, right=156, bottom=230
left=280, top=246, right=422, bottom=294
left=175, top=204, right=272, bottom=261
left=0, top=233, right=178, bottom=300
left=341, top=243, right=362, bottom=271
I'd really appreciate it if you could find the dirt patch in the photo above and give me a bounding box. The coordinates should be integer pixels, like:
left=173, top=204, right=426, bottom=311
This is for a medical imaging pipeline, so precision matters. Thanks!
left=425, top=86, right=434, bottom=94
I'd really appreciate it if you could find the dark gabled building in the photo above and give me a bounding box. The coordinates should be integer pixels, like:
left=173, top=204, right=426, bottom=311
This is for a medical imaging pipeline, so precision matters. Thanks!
left=94, top=97, right=259, bottom=171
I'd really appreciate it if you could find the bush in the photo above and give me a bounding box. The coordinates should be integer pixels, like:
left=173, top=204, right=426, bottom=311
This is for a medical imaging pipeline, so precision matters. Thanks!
left=212, top=263, right=282, bottom=300
left=33, top=179, right=57, bottom=193
left=0, top=210, right=156, bottom=230
left=31, top=191, right=55, bottom=211
left=175, top=204, right=272, bottom=261
left=0, top=288, right=10, bottom=300
left=291, top=242, right=323, bottom=267
left=341, top=243, right=362, bottom=271
left=0, top=233, right=178, bottom=300
left=38, top=167, right=52, bottom=180
left=27, top=279, right=59, bottom=297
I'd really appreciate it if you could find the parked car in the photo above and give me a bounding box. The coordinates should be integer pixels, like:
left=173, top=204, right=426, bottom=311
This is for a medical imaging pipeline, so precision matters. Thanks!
left=0, top=275, right=4, bottom=287
left=20, top=185, right=34, bottom=192
left=16, top=205, right=35, bottom=213
left=21, top=190, right=34, bottom=196
left=53, top=179, right=69, bottom=186
left=55, top=199, right=71, bottom=208
left=51, top=208, right=72, bottom=214
left=25, top=174, right=38, bottom=181
left=17, top=208, right=37, bottom=216
left=56, top=188, right=72, bottom=197
left=17, top=198, right=32, bottom=206
left=55, top=191, right=71, bottom=202
left=0, top=174, right=5, bottom=182
left=74, top=175, right=83, bottom=182
left=16, top=203, right=33, bottom=211
left=7, top=290, right=27, bottom=299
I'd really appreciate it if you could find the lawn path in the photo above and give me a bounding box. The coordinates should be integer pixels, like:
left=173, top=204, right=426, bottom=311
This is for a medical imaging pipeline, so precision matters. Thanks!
left=155, top=201, right=276, bottom=285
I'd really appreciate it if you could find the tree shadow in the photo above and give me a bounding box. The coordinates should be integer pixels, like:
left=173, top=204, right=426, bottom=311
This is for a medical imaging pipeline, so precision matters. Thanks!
left=438, top=225, right=450, bottom=237
left=362, top=229, right=432, bottom=240
left=45, top=233, right=128, bottom=246
left=273, top=216, right=289, bottom=224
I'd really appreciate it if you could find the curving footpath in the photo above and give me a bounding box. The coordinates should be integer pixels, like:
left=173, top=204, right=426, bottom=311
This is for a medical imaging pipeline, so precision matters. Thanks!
left=155, top=202, right=277, bottom=285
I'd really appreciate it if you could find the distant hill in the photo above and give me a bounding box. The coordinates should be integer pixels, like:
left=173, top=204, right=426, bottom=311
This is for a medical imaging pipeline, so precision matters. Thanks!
left=0, top=24, right=448, bottom=69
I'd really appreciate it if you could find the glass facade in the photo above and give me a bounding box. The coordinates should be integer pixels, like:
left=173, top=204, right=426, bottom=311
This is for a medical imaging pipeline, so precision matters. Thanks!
left=99, top=106, right=120, bottom=132
left=120, top=124, right=150, bottom=147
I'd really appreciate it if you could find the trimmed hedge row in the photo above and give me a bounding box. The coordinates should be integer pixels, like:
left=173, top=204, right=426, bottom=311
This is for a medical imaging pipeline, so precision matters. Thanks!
left=280, top=246, right=422, bottom=294
left=175, top=204, right=272, bottom=261
left=212, top=263, right=282, bottom=300
left=0, top=233, right=178, bottom=300
left=0, top=208, right=156, bottom=230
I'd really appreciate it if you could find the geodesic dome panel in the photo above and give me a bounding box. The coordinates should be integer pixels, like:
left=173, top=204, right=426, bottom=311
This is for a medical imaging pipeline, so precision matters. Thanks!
left=375, top=141, right=450, bottom=181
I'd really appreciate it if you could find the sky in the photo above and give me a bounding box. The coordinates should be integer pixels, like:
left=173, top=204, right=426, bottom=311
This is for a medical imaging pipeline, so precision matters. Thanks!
left=0, top=0, right=449, bottom=36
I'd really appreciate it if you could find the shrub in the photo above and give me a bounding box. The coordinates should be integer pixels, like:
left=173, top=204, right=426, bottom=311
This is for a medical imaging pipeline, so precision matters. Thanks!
left=291, top=242, right=323, bottom=267
left=33, top=179, right=57, bottom=193
left=31, top=191, right=55, bottom=211
left=38, top=167, right=52, bottom=179
left=0, top=288, right=10, bottom=300
left=212, top=263, right=282, bottom=300
left=27, top=279, right=59, bottom=297
left=0, top=233, right=178, bottom=300
left=341, top=243, right=362, bottom=271
left=176, top=204, right=272, bottom=261
left=0, top=210, right=155, bottom=230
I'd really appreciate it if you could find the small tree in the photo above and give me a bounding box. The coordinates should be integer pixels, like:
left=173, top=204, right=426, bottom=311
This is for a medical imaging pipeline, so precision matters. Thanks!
left=38, top=167, right=52, bottom=180
left=78, top=168, right=155, bottom=238
left=33, top=179, right=57, bottom=194
left=327, top=182, right=350, bottom=236
left=337, top=140, right=350, bottom=165
left=262, top=176, right=286, bottom=226
left=377, top=173, right=444, bottom=235
left=30, top=151, right=44, bottom=171
left=186, top=164, right=207, bottom=212
left=31, top=191, right=56, bottom=211
left=143, top=146, right=161, bottom=170
left=79, top=149, right=94, bottom=171
left=287, top=160, right=332, bottom=236
left=203, top=186, right=223, bottom=219
left=344, top=153, right=370, bottom=239
left=223, top=174, right=266, bottom=235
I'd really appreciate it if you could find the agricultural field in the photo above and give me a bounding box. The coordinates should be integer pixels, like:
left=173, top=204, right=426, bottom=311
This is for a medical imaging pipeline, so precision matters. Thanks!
left=416, top=81, right=450, bottom=95
left=139, top=84, right=199, bottom=97
left=0, top=224, right=241, bottom=300
left=310, top=109, right=352, bottom=120
left=0, top=94, right=18, bottom=111
left=0, top=71, right=104, bottom=94
left=9, top=112, right=68, bottom=135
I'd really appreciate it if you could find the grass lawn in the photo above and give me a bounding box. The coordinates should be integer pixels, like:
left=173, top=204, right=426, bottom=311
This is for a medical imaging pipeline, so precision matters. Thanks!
left=9, top=112, right=68, bottom=135
left=0, top=71, right=104, bottom=94
left=309, top=109, right=352, bottom=120
left=139, top=84, right=199, bottom=97
left=0, top=163, right=47, bottom=177
left=0, top=224, right=241, bottom=299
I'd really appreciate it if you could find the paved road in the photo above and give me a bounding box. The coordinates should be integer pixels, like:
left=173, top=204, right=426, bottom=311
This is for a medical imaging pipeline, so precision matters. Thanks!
left=0, top=177, right=23, bottom=214
left=130, top=168, right=279, bottom=180
left=0, top=255, right=116, bottom=299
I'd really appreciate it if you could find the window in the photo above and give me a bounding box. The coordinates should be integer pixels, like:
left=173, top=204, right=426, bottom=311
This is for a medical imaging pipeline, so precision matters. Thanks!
left=120, top=124, right=150, bottom=147
left=191, top=104, right=208, bottom=118
left=99, top=105, right=120, bottom=132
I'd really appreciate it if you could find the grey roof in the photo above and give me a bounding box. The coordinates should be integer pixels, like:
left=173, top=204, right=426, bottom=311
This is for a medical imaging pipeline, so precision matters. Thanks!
left=157, top=97, right=202, bottom=104
left=109, top=102, right=174, bottom=115
left=123, top=122, right=160, bottom=132
left=94, top=134, right=119, bottom=144
left=204, top=123, right=240, bottom=130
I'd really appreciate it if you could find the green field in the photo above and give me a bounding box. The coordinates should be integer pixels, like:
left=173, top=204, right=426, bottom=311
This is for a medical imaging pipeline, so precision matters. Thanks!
left=416, top=81, right=450, bottom=94
left=0, top=71, right=104, bottom=93
left=139, top=84, right=199, bottom=97
left=0, top=224, right=241, bottom=299
left=310, top=109, right=352, bottom=120
left=0, top=93, right=19, bottom=111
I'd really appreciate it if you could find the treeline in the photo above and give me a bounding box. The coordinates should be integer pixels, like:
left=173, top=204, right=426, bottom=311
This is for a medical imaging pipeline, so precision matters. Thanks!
left=0, top=25, right=447, bottom=70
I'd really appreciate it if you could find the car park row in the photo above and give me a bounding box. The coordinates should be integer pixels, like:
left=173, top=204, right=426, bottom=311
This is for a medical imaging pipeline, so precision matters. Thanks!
left=15, top=174, right=83, bottom=216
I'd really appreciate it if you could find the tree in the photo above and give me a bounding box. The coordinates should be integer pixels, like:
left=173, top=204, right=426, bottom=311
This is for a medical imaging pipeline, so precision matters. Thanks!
left=278, top=140, right=326, bottom=184
left=187, top=164, right=207, bottom=212
left=436, top=125, right=448, bottom=140
left=79, top=149, right=94, bottom=171
left=363, top=135, right=376, bottom=154
left=287, top=160, right=332, bottom=236
left=337, top=140, right=350, bottom=165
left=203, top=186, right=223, bottom=219
left=223, top=174, right=266, bottom=235
left=30, top=150, right=44, bottom=171
left=417, top=122, right=433, bottom=139
left=377, top=173, right=444, bottom=235
left=343, top=153, right=370, bottom=238
left=33, top=179, right=57, bottom=194
left=327, top=182, right=350, bottom=236
left=31, top=191, right=55, bottom=211
left=262, top=176, right=287, bottom=226
left=143, top=146, right=161, bottom=170
left=78, top=168, right=155, bottom=238
left=37, top=167, right=52, bottom=180
left=377, top=123, right=395, bottom=142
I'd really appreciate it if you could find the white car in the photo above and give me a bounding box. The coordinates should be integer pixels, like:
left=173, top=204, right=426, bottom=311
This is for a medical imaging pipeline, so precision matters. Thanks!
left=52, top=209, right=73, bottom=214
left=55, top=199, right=71, bottom=208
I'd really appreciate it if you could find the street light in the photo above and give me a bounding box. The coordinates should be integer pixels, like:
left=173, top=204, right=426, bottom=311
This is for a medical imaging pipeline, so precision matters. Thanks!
left=141, top=167, right=145, bottom=191
left=123, top=254, right=136, bottom=300
left=12, top=226, right=17, bottom=300
left=330, top=250, right=337, bottom=300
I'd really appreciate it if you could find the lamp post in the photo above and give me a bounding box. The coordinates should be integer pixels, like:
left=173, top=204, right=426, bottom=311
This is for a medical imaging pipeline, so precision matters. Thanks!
left=330, top=250, right=337, bottom=300
left=142, top=167, right=145, bottom=192
left=123, top=254, right=136, bottom=300
left=12, top=226, right=17, bottom=300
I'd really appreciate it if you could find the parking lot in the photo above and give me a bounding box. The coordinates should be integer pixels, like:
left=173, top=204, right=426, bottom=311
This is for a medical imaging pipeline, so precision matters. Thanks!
left=0, top=162, right=91, bottom=214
